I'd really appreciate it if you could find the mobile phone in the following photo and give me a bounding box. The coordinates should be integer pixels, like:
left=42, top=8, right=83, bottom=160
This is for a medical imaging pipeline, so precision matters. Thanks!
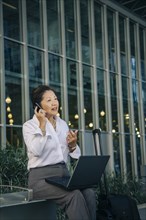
left=35, top=102, right=42, bottom=112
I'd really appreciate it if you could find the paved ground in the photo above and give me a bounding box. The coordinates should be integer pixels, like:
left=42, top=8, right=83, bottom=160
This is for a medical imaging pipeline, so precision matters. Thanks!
left=138, top=204, right=146, bottom=220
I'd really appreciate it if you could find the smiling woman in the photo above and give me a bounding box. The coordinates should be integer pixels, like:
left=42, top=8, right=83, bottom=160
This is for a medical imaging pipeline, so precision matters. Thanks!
left=22, top=84, right=97, bottom=220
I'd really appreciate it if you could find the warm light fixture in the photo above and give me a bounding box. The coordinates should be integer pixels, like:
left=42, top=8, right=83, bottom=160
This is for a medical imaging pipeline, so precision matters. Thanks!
left=8, top=113, right=13, bottom=119
left=7, top=106, right=11, bottom=112
left=9, top=119, right=14, bottom=125
left=74, top=114, right=79, bottom=119
left=89, top=122, right=93, bottom=128
left=100, top=111, right=105, bottom=116
left=125, top=114, right=129, bottom=119
left=5, top=96, right=12, bottom=104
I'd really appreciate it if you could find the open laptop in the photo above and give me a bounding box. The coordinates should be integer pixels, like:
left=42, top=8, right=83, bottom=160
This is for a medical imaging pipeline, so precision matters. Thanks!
left=45, top=155, right=110, bottom=190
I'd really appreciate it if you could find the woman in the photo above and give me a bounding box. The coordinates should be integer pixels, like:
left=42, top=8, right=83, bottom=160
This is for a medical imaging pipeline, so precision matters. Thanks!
left=23, top=85, right=96, bottom=220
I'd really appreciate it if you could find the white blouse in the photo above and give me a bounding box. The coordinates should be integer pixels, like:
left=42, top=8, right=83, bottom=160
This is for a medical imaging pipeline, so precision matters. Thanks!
left=23, top=115, right=81, bottom=170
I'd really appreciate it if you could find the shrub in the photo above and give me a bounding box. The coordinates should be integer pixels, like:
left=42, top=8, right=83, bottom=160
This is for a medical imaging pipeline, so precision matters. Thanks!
left=0, top=147, right=28, bottom=188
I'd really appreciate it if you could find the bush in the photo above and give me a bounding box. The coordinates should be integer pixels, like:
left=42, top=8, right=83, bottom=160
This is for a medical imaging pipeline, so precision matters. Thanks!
left=0, top=147, right=28, bottom=188
left=96, top=173, right=146, bottom=204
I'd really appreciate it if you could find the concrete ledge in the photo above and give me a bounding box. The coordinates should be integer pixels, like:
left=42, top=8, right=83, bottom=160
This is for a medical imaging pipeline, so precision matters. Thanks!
left=138, top=203, right=146, bottom=220
left=0, top=199, right=57, bottom=220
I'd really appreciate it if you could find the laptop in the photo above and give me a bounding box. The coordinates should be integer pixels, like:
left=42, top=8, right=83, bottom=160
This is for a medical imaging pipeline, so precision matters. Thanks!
left=45, top=155, right=110, bottom=190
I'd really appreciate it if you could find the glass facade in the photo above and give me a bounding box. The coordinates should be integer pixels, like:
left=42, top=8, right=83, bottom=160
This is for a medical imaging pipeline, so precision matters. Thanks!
left=0, top=0, right=146, bottom=179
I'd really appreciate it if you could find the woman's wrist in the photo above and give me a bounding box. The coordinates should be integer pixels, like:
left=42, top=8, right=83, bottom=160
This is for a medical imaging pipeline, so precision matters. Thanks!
left=68, top=143, right=77, bottom=152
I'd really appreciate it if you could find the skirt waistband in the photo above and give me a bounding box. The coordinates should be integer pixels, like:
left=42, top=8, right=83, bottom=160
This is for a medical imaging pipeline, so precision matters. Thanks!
left=29, top=161, right=66, bottom=171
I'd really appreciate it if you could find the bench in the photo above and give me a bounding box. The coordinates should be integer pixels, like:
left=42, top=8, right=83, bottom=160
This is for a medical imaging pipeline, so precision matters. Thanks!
left=0, top=185, right=57, bottom=220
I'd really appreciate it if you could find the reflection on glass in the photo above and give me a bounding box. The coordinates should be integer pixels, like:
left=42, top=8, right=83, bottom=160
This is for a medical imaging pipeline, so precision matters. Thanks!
left=113, top=133, right=121, bottom=175
left=6, top=127, right=23, bottom=147
left=49, top=54, right=62, bottom=118
left=49, top=54, right=61, bottom=83
left=94, top=3, right=103, bottom=68
left=139, top=28, right=146, bottom=81
left=4, top=40, right=22, bottom=126
left=97, top=69, right=106, bottom=130
left=67, top=60, right=78, bottom=129
left=110, top=73, right=118, bottom=132
left=119, top=16, right=126, bottom=75
left=28, top=47, right=43, bottom=80
left=47, top=0, right=60, bottom=53
left=132, top=79, right=140, bottom=134
left=5, top=82, right=22, bottom=125
left=125, top=134, right=132, bottom=174
left=64, top=0, right=76, bottom=58
left=135, top=136, right=141, bottom=177
left=3, top=0, right=20, bottom=40
left=107, top=10, right=116, bottom=72
left=122, top=76, right=130, bottom=132
left=80, top=0, right=90, bottom=63
left=26, top=0, right=41, bottom=47
left=130, top=22, right=136, bottom=78
left=4, top=40, right=21, bottom=74
left=142, top=82, right=146, bottom=133
left=83, top=65, right=93, bottom=130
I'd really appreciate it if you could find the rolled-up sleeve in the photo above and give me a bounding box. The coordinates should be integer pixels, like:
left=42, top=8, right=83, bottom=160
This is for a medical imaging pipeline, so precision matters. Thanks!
left=69, top=144, right=81, bottom=159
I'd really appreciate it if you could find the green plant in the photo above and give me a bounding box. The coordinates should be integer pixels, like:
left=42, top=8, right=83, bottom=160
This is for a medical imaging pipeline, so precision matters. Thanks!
left=96, top=173, right=146, bottom=204
left=0, top=147, right=28, bottom=188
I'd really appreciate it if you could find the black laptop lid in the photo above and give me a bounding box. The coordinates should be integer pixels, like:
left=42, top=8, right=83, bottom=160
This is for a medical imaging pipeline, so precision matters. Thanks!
left=67, top=155, right=110, bottom=190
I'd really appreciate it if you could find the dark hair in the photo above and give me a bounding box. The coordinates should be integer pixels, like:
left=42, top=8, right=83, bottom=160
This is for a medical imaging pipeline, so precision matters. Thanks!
left=31, top=85, right=56, bottom=109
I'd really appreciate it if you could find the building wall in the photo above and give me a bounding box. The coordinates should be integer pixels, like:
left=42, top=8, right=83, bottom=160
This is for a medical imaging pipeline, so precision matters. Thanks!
left=0, top=0, right=146, bottom=178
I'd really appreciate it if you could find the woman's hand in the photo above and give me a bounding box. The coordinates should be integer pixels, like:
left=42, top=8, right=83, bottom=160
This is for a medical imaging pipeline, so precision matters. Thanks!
left=67, top=130, right=78, bottom=152
left=34, top=107, right=47, bottom=133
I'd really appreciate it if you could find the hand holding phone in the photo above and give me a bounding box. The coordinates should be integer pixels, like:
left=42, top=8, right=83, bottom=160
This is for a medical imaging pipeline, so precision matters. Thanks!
left=35, top=102, right=42, bottom=112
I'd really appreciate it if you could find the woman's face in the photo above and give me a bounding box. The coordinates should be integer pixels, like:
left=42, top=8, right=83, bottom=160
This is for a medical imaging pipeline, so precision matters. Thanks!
left=40, top=90, right=59, bottom=118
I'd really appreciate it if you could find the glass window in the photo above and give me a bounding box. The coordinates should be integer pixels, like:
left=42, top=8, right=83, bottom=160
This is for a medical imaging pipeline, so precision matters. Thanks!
left=97, top=69, right=106, bottom=130
left=28, top=48, right=43, bottom=80
left=130, top=22, right=137, bottom=79
left=6, top=127, right=23, bottom=147
left=49, top=54, right=62, bottom=118
left=107, top=10, right=116, bottom=72
left=0, top=128, right=1, bottom=146
left=121, top=76, right=130, bottom=133
left=64, top=0, right=76, bottom=59
left=4, top=40, right=21, bottom=75
left=113, top=133, right=121, bottom=175
left=47, top=0, right=60, bottom=53
left=3, top=0, right=20, bottom=40
left=4, top=40, right=22, bottom=125
left=110, top=73, right=118, bottom=132
left=135, top=135, right=141, bottom=177
left=125, top=134, right=132, bottom=174
left=26, top=0, right=42, bottom=47
left=80, top=0, right=90, bottom=63
left=94, top=3, right=103, bottom=68
left=132, top=79, right=140, bottom=133
left=139, top=27, right=146, bottom=81
left=67, top=60, right=78, bottom=129
left=28, top=48, right=44, bottom=116
left=119, top=16, right=127, bottom=75
left=83, top=65, right=93, bottom=130
left=142, top=82, right=146, bottom=133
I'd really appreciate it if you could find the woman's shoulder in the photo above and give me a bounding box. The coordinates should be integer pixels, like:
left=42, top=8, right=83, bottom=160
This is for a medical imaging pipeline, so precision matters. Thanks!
left=56, top=116, right=68, bottom=128
left=23, top=115, right=38, bottom=128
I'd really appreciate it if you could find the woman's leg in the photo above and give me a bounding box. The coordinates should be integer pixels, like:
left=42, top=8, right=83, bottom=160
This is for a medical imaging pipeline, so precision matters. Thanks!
left=81, top=188, right=97, bottom=220
left=28, top=165, right=91, bottom=220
